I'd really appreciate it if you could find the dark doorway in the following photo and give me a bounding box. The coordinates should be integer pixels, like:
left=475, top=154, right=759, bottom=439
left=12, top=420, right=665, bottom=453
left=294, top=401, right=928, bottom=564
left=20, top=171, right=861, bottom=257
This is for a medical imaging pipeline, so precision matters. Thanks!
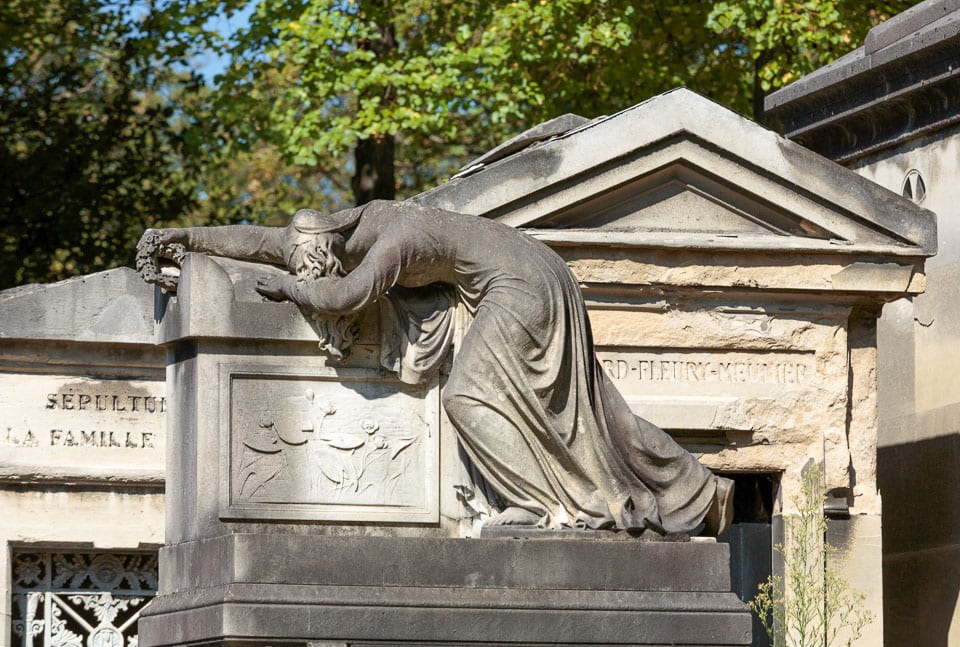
left=719, top=472, right=778, bottom=647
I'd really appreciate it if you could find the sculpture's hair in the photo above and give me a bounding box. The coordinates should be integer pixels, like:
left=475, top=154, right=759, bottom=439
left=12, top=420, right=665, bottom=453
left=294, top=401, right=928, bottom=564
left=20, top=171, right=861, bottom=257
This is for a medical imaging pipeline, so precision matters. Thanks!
left=283, top=227, right=358, bottom=359
left=283, top=228, right=345, bottom=279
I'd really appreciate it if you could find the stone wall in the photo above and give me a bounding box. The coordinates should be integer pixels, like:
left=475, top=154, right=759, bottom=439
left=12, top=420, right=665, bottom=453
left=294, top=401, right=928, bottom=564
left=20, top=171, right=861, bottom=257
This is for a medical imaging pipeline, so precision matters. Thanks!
left=851, top=128, right=960, bottom=647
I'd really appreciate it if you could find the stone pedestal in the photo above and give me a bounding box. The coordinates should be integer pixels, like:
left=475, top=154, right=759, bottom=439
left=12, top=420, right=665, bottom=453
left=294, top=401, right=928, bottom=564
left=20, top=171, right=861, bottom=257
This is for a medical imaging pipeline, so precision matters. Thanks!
left=140, top=534, right=751, bottom=646
left=137, top=252, right=751, bottom=646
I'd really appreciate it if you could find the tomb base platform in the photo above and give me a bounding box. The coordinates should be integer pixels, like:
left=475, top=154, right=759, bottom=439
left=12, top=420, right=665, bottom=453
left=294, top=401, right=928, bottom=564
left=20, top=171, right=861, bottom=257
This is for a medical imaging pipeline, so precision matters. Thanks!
left=138, top=533, right=751, bottom=646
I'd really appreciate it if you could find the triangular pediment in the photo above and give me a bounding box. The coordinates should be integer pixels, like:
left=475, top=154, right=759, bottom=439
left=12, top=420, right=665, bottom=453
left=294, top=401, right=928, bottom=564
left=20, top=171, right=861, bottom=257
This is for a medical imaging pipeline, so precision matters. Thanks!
left=414, top=88, right=936, bottom=257
left=531, top=160, right=837, bottom=239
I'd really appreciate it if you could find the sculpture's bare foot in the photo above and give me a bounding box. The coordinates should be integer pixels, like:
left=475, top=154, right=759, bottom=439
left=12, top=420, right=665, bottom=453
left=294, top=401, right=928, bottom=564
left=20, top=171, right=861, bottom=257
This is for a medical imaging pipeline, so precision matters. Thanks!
left=486, top=507, right=541, bottom=526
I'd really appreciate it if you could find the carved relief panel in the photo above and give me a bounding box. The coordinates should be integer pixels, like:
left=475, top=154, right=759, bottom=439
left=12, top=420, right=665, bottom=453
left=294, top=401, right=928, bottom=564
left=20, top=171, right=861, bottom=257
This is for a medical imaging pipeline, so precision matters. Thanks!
left=219, top=364, right=440, bottom=523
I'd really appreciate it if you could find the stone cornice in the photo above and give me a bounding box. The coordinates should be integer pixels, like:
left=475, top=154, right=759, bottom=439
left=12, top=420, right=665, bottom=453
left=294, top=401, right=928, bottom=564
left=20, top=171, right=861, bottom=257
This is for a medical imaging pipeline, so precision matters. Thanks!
left=765, top=2, right=960, bottom=163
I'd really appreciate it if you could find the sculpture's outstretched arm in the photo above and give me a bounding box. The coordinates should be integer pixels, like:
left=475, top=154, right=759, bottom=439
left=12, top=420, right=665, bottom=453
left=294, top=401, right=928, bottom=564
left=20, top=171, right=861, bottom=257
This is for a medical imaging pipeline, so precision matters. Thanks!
left=267, top=239, right=404, bottom=314
left=146, top=225, right=285, bottom=265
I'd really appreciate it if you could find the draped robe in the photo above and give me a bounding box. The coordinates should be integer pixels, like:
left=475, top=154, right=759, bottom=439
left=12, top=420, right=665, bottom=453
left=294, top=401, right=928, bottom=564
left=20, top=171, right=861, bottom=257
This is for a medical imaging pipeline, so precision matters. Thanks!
left=289, top=201, right=718, bottom=532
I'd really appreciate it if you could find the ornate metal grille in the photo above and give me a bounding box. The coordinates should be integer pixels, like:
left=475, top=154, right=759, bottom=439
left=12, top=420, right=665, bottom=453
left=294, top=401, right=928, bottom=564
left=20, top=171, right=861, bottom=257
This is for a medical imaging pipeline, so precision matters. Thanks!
left=11, top=551, right=157, bottom=647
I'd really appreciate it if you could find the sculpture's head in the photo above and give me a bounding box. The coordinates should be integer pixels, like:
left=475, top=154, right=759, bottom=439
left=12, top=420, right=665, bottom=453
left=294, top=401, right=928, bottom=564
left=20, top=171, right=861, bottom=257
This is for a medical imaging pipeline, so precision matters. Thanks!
left=283, top=207, right=359, bottom=278
left=283, top=227, right=345, bottom=279
left=283, top=209, right=359, bottom=360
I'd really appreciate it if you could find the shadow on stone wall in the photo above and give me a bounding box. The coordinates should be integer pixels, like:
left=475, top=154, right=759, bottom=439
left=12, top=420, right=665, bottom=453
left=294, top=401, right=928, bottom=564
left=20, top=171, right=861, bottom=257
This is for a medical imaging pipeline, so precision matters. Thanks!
left=879, top=433, right=960, bottom=647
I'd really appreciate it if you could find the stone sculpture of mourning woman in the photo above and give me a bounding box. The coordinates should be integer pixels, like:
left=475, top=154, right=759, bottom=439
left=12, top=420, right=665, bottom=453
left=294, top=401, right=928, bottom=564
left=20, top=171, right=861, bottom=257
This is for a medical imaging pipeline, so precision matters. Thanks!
left=138, top=199, right=733, bottom=536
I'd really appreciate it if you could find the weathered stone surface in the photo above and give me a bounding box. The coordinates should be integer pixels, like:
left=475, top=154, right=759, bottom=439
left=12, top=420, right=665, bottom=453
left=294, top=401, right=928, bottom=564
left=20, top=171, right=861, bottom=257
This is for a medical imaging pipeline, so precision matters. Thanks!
left=157, top=255, right=332, bottom=343
left=143, top=589, right=750, bottom=646
left=768, top=4, right=960, bottom=642
left=0, top=270, right=166, bottom=486
left=416, top=88, right=936, bottom=258
left=0, top=372, right=165, bottom=484
left=584, top=294, right=856, bottom=508
left=221, top=362, right=440, bottom=523
left=158, top=253, right=459, bottom=544
left=560, top=251, right=925, bottom=296
left=0, top=267, right=156, bottom=343
left=827, top=515, right=885, bottom=647
left=455, top=112, right=591, bottom=173
left=161, top=534, right=735, bottom=592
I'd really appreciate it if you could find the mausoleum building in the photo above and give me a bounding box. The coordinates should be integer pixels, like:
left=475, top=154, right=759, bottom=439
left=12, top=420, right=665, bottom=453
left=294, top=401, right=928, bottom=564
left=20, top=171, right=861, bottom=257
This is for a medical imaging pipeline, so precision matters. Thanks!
left=0, top=271, right=165, bottom=644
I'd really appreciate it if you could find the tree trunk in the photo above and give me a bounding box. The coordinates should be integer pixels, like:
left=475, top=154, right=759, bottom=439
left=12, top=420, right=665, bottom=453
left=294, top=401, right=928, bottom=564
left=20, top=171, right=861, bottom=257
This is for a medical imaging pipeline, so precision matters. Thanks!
left=753, top=50, right=773, bottom=125
left=752, top=72, right=767, bottom=125
left=351, top=134, right=396, bottom=206
left=351, top=1, right=397, bottom=206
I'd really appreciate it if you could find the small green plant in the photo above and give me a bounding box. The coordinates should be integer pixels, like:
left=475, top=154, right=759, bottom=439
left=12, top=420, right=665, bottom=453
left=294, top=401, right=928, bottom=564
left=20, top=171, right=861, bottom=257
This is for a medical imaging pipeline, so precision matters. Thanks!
left=750, top=466, right=873, bottom=647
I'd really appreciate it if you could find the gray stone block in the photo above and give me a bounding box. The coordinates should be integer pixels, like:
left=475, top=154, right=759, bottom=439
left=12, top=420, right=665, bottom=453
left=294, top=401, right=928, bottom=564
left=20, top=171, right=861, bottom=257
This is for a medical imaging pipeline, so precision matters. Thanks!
left=0, top=267, right=156, bottom=344
left=139, top=533, right=752, bottom=646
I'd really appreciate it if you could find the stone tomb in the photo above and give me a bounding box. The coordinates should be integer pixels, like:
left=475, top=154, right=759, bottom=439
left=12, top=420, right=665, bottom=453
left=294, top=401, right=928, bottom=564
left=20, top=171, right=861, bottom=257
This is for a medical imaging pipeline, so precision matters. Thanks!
left=0, top=269, right=165, bottom=644
left=415, top=88, right=935, bottom=645
left=139, top=90, right=934, bottom=646
left=0, top=272, right=166, bottom=484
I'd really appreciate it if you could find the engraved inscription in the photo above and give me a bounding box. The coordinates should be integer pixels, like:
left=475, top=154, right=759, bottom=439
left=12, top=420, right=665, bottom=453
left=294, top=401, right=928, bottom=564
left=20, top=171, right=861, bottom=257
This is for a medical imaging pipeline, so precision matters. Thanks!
left=600, top=357, right=809, bottom=384
left=0, top=374, right=166, bottom=452
left=225, top=369, right=439, bottom=521
left=48, top=429, right=155, bottom=449
left=595, top=349, right=816, bottom=396
left=46, top=393, right=166, bottom=413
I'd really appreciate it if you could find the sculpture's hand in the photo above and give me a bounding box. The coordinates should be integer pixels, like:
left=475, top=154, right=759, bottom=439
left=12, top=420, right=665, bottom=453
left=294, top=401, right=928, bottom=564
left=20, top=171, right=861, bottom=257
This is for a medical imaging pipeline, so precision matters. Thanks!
left=136, top=228, right=188, bottom=290
left=157, top=228, right=188, bottom=246
left=256, top=274, right=295, bottom=302
left=137, top=227, right=186, bottom=253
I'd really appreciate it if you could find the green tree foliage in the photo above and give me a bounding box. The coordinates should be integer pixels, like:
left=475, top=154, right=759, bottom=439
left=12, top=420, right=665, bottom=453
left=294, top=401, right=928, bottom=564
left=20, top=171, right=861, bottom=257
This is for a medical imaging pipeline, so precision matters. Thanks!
left=1, top=0, right=919, bottom=287
left=211, top=0, right=714, bottom=204
left=206, top=0, right=915, bottom=207
left=0, top=0, right=207, bottom=287
left=706, top=1, right=916, bottom=119
left=186, top=141, right=354, bottom=228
